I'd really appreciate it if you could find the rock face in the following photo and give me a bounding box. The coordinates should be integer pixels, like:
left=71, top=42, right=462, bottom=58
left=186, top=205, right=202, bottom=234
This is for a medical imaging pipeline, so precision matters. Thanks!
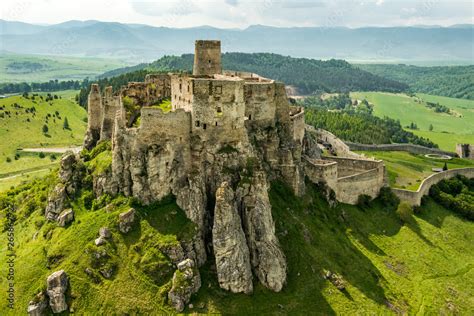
left=45, top=152, right=83, bottom=221
left=213, top=182, right=253, bottom=294
left=168, top=259, right=201, bottom=312
left=27, top=292, right=48, bottom=316
left=46, top=270, right=69, bottom=313
left=240, top=172, right=287, bottom=292
left=57, top=209, right=74, bottom=227
left=118, top=208, right=136, bottom=233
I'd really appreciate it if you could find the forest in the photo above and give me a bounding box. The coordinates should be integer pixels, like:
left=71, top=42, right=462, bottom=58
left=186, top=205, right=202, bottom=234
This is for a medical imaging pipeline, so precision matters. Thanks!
left=358, top=64, right=474, bottom=100
left=302, top=95, right=437, bottom=147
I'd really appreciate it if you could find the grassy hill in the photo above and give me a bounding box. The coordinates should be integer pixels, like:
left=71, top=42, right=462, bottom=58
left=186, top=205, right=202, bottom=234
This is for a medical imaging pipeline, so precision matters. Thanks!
left=0, top=90, right=86, bottom=191
left=0, top=53, right=128, bottom=83
left=350, top=92, right=474, bottom=151
left=1, top=158, right=473, bottom=314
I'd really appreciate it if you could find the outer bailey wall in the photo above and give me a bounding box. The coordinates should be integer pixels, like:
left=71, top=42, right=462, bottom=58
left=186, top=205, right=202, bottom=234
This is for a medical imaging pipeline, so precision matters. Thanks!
left=393, top=168, right=474, bottom=206
left=171, top=75, right=194, bottom=112
left=304, top=157, right=338, bottom=190
left=336, top=167, right=385, bottom=204
left=316, top=129, right=361, bottom=158
left=346, top=142, right=457, bottom=157
left=322, top=156, right=383, bottom=171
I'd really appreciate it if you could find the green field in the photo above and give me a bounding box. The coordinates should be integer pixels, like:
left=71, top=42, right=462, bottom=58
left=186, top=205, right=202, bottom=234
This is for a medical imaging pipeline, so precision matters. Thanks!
left=1, top=171, right=473, bottom=314
left=350, top=92, right=474, bottom=151
left=0, top=90, right=86, bottom=190
left=357, top=151, right=474, bottom=190
left=0, top=53, right=128, bottom=83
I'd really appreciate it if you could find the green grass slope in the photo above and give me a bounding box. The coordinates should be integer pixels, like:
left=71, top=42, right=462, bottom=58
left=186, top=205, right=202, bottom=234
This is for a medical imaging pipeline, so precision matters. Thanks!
left=0, top=53, right=128, bottom=83
left=350, top=92, right=474, bottom=151
left=0, top=91, right=86, bottom=186
left=1, top=158, right=473, bottom=314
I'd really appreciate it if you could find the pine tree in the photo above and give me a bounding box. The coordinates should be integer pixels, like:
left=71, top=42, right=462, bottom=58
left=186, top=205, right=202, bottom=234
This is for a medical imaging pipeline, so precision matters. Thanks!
left=63, top=117, right=70, bottom=130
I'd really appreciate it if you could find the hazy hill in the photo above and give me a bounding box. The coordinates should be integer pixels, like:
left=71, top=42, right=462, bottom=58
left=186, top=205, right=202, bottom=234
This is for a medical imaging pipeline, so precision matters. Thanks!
left=1, top=19, right=472, bottom=63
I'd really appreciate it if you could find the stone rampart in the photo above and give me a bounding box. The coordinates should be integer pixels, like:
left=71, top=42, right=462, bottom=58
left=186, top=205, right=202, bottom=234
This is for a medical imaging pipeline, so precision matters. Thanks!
left=393, top=168, right=474, bottom=206
left=346, top=142, right=457, bottom=157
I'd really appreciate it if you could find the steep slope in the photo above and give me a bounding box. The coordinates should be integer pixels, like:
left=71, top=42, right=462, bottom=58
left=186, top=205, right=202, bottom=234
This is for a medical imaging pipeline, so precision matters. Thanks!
left=1, top=155, right=473, bottom=314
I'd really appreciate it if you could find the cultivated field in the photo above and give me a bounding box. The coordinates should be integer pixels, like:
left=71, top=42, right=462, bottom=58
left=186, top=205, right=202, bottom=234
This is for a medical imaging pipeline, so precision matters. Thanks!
left=350, top=92, right=474, bottom=151
left=0, top=53, right=128, bottom=83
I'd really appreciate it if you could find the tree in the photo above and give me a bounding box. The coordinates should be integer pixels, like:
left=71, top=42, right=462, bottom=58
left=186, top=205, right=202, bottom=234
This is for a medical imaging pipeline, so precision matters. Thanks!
left=429, top=124, right=433, bottom=131
left=443, top=162, right=448, bottom=171
left=396, top=202, right=413, bottom=223
left=42, top=124, right=48, bottom=134
left=63, top=117, right=70, bottom=130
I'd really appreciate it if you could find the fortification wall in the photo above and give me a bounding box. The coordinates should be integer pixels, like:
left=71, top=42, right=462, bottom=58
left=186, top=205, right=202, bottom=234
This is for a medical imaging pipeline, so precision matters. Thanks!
left=393, top=168, right=474, bottom=206
left=336, top=167, right=385, bottom=204
left=346, top=142, right=457, bottom=157
left=145, top=73, right=171, bottom=100
left=456, top=144, right=474, bottom=159
left=191, top=78, right=246, bottom=143
left=304, top=157, right=338, bottom=190
left=274, top=83, right=290, bottom=123
left=315, top=129, right=361, bottom=158
left=139, top=107, right=191, bottom=142
left=101, top=86, right=121, bottom=141
left=289, top=106, right=305, bottom=144
left=171, top=75, right=194, bottom=111
left=322, top=156, right=383, bottom=172
left=244, top=82, right=276, bottom=127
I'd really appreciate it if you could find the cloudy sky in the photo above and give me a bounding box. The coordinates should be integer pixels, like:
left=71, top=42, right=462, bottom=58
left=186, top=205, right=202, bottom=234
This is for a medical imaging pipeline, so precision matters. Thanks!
left=1, top=0, right=473, bottom=28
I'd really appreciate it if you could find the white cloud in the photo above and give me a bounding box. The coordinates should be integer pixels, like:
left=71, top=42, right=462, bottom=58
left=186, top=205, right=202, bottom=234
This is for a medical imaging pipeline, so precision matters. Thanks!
left=0, top=0, right=472, bottom=28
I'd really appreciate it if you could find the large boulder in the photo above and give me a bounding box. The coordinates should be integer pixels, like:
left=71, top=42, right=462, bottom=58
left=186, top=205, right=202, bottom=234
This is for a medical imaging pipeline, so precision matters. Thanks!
left=46, top=270, right=69, bottom=313
left=27, top=291, right=48, bottom=316
left=213, top=182, right=253, bottom=294
left=57, top=209, right=74, bottom=227
left=168, top=259, right=201, bottom=312
left=118, top=208, right=136, bottom=233
left=45, top=184, right=67, bottom=221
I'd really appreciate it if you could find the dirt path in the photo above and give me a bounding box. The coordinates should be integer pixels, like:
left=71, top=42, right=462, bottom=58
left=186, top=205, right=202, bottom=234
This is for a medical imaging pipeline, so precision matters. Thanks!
left=20, top=146, right=82, bottom=154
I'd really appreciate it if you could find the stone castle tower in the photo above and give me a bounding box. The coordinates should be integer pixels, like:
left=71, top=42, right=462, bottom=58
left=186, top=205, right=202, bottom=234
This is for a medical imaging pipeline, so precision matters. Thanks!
left=193, top=40, right=222, bottom=76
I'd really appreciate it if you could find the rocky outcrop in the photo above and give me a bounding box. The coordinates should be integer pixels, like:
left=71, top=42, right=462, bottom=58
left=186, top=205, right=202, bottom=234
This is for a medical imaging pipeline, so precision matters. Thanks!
left=95, top=227, right=111, bottom=246
left=27, top=292, right=48, bottom=316
left=168, top=259, right=201, bottom=312
left=239, top=171, right=287, bottom=292
left=118, top=208, right=136, bottom=233
left=213, top=182, right=253, bottom=294
left=45, top=152, right=84, bottom=221
left=46, top=270, right=69, bottom=313
left=57, top=209, right=74, bottom=227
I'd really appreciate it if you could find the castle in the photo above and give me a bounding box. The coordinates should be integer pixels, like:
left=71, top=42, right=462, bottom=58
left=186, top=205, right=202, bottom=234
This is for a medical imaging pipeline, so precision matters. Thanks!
left=80, top=40, right=386, bottom=298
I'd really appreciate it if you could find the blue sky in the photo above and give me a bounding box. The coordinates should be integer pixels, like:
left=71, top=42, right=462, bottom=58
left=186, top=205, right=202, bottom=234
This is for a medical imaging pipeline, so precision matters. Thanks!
left=1, top=0, right=473, bottom=28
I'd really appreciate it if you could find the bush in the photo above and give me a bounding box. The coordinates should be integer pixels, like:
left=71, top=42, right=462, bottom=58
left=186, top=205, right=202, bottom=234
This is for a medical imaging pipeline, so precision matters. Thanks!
left=6, top=157, right=11, bottom=163
left=396, top=202, right=413, bottom=223
left=38, top=152, right=45, bottom=159
left=357, top=194, right=372, bottom=208
left=42, top=124, right=48, bottom=134
left=378, top=187, right=400, bottom=211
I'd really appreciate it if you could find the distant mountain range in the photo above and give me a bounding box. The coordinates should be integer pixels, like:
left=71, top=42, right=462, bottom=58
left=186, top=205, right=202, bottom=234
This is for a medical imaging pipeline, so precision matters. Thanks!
left=1, top=20, right=473, bottom=63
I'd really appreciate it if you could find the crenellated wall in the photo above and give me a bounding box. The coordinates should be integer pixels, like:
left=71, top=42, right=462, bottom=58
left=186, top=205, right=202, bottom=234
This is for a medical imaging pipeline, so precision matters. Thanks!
left=346, top=142, right=457, bottom=157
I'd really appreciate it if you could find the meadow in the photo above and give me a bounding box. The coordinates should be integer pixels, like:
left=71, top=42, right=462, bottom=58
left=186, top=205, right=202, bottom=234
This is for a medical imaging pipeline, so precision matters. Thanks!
left=0, top=90, right=86, bottom=190
left=357, top=151, right=474, bottom=190
left=0, top=53, right=128, bottom=83
left=350, top=92, right=474, bottom=151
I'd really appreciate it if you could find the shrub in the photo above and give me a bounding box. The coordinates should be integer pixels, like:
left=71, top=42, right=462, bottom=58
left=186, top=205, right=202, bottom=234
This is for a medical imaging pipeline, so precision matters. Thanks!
left=357, top=194, right=372, bottom=208
left=396, top=202, right=413, bottom=223
left=39, top=152, right=45, bottom=159
left=42, top=124, right=48, bottom=134
left=6, top=157, right=11, bottom=163
left=378, top=187, right=400, bottom=211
